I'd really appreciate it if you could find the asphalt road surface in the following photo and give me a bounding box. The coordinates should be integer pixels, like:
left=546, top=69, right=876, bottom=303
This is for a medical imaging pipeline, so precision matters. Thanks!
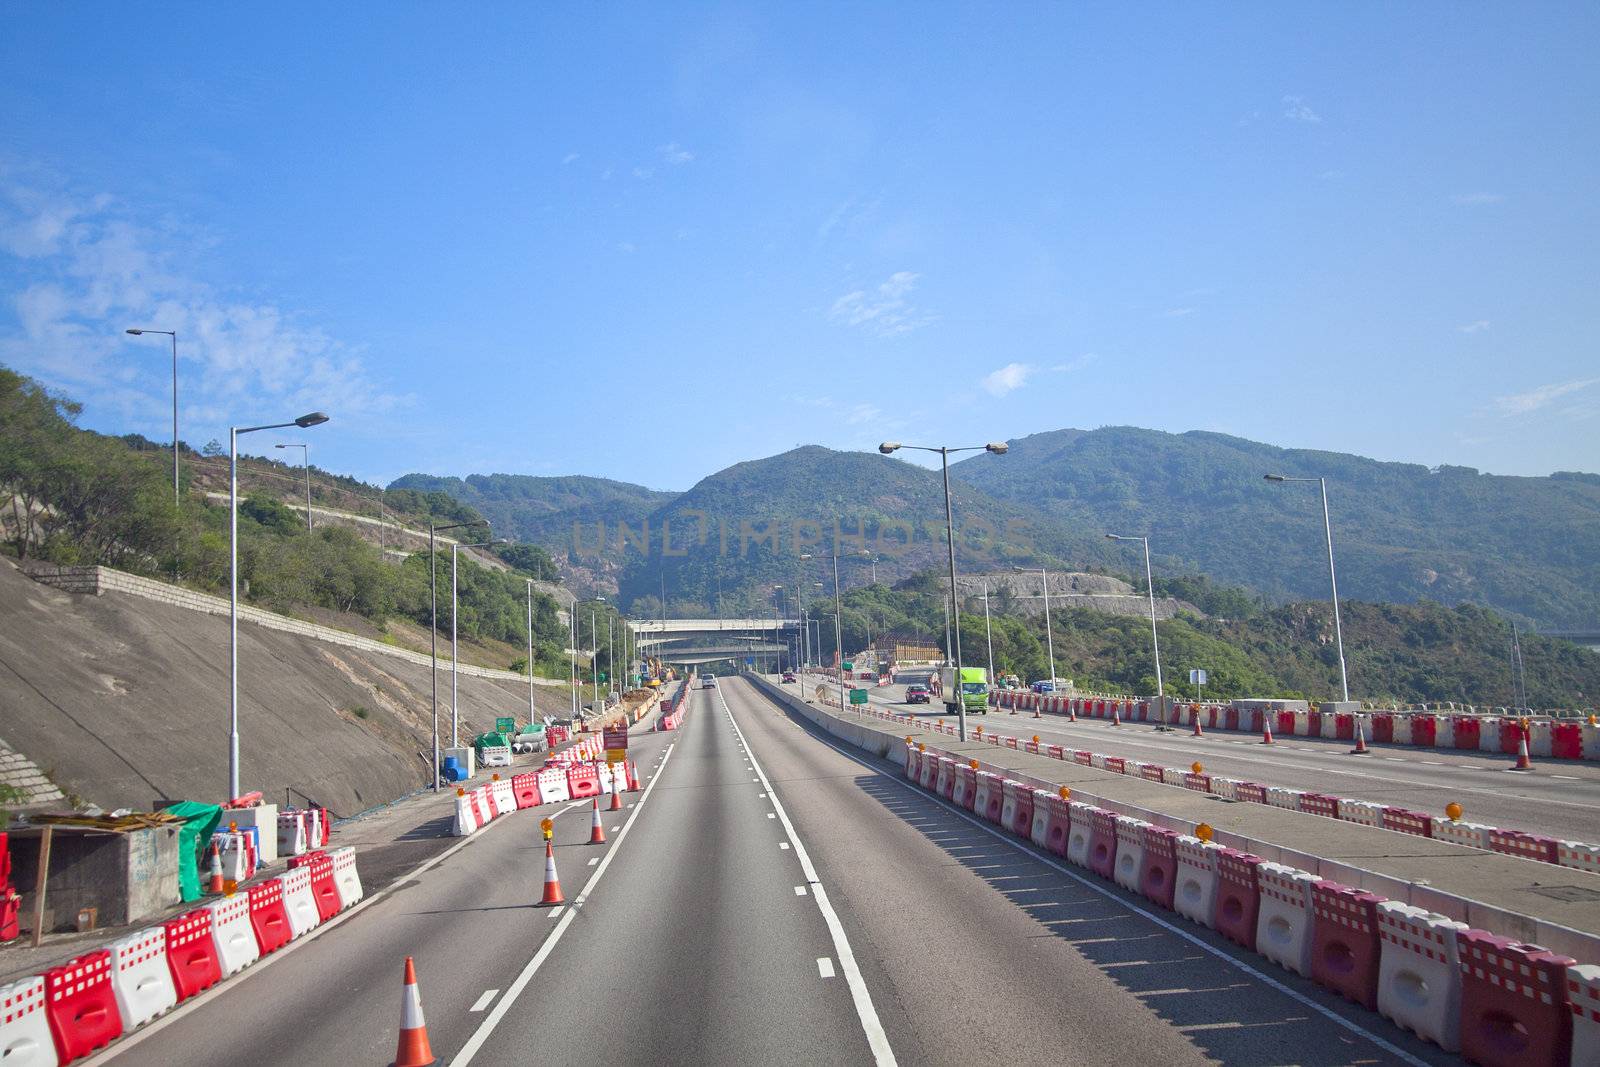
left=102, top=676, right=1455, bottom=1066
left=857, top=681, right=1600, bottom=842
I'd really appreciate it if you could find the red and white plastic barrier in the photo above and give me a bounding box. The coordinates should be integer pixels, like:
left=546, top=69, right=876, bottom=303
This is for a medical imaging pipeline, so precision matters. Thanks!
left=0, top=974, right=54, bottom=1067
left=1376, top=900, right=1468, bottom=1052
left=108, top=926, right=176, bottom=1031
left=1255, top=862, right=1317, bottom=977
left=1173, top=835, right=1222, bottom=928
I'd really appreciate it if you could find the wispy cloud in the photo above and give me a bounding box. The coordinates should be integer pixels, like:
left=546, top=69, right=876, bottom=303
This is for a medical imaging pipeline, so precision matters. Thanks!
left=561, top=152, right=580, bottom=165
left=1458, top=320, right=1491, bottom=334
left=1050, top=353, right=1098, bottom=373
left=617, top=242, right=636, bottom=255
left=1282, top=95, right=1322, bottom=123
left=631, top=166, right=654, bottom=180
left=1451, top=192, right=1504, bottom=206
left=1494, top=377, right=1600, bottom=416
left=0, top=179, right=405, bottom=440
left=1162, top=307, right=1194, bottom=318
left=659, top=143, right=694, bottom=165
left=828, top=271, right=935, bottom=337
left=981, top=362, right=1033, bottom=397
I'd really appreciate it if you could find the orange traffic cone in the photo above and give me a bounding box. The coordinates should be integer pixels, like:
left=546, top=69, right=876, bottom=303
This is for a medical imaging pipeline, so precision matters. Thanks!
left=538, top=839, right=565, bottom=906
left=589, top=797, right=607, bottom=843
left=1350, top=721, right=1370, bottom=755
left=1068, top=706, right=1077, bottom=722
left=1033, top=702, right=1042, bottom=719
left=1111, top=708, right=1121, bottom=727
left=207, top=841, right=225, bottom=894
left=1511, top=736, right=1533, bottom=771
left=1260, top=722, right=1274, bottom=745
left=392, top=956, right=435, bottom=1067
left=609, top=773, right=624, bottom=811
left=1192, top=715, right=1204, bottom=738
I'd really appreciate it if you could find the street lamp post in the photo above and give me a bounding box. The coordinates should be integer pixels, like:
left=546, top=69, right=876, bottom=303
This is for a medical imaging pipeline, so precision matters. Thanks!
left=1015, top=566, right=1057, bottom=693
left=1266, top=474, right=1350, bottom=702
left=229, top=411, right=329, bottom=800
left=124, top=328, right=180, bottom=507
left=568, top=597, right=579, bottom=720
left=430, top=519, right=488, bottom=790
left=1107, top=534, right=1167, bottom=729
left=274, top=443, right=313, bottom=530
left=526, top=579, right=537, bottom=724
left=452, top=538, right=507, bottom=747
left=982, top=580, right=996, bottom=688
left=880, top=440, right=1008, bottom=741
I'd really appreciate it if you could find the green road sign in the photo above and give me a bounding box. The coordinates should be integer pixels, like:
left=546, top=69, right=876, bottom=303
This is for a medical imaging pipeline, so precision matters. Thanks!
left=842, top=661, right=853, bottom=671
left=849, top=688, right=868, bottom=705
left=495, top=716, right=516, bottom=734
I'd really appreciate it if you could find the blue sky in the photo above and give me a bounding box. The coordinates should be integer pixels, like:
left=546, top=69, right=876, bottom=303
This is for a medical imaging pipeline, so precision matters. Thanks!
left=2, top=4, right=1595, bottom=491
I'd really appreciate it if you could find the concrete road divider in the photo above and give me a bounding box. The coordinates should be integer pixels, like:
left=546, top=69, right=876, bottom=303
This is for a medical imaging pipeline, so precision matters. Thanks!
left=205, top=894, right=259, bottom=977
left=1173, top=835, right=1222, bottom=928
left=1255, top=862, right=1317, bottom=977
left=108, top=926, right=177, bottom=1031
left=1310, top=881, right=1384, bottom=1010
left=1456, top=930, right=1574, bottom=1067
left=1376, top=901, right=1468, bottom=1052
left=0, top=974, right=54, bottom=1067
left=43, top=950, right=123, bottom=1064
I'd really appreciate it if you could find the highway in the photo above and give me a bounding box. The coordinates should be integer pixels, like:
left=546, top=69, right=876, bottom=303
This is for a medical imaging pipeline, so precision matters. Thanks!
left=101, top=676, right=1453, bottom=1066
left=856, top=681, right=1600, bottom=842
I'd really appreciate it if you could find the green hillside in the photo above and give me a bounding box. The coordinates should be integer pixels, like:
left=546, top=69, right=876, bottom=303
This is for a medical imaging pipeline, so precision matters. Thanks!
left=952, top=426, right=1600, bottom=628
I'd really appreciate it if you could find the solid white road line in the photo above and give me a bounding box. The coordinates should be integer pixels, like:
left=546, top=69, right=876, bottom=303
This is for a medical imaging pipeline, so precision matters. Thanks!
left=818, top=957, right=836, bottom=978
left=719, top=687, right=897, bottom=1067
left=100, top=793, right=591, bottom=1062
left=791, top=708, right=1432, bottom=1067
left=453, top=740, right=679, bottom=1066
left=469, top=989, right=498, bottom=1012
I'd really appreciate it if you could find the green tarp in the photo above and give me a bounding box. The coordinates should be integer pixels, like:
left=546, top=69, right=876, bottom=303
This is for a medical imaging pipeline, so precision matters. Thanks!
left=162, top=801, right=223, bottom=902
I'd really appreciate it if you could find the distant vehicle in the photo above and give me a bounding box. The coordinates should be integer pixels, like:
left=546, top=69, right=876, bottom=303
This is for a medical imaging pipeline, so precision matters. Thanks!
left=781, top=671, right=797, bottom=683
left=905, top=684, right=930, bottom=705
left=937, top=666, right=989, bottom=714
left=701, top=673, right=717, bottom=689
left=1031, top=680, right=1056, bottom=693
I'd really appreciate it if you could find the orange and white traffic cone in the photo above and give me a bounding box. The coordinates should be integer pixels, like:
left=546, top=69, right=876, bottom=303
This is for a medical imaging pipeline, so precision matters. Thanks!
left=589, top=797, right=607, bottom=843
left=1192, top=715, right=1204, bottom=738
left=1350, top=721, right=1370, bottom=755
left=1111, top=708, right=1121, bottom=727
left=609, top=772, right=623, bottom=811
left=1033, top=702, right=1042, bottom=719
left=538, top=839, right=565, bottom=906
left=1068, top=706, right=1077, bottom=722
left=207, top=841, right=225, bottom=895
left=1260, top=722, right=1274, bottom=745
left=1511, top=737, right=1533, bottom=771
left=392, top=956, right=435, bottom=1067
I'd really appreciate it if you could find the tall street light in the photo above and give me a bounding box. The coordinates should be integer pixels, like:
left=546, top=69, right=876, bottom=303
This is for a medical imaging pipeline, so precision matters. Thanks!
left=274, top=442, right=313, bottom=530
left=1014, top=565, right=1057, bottom=692
left=430, top=518, right=488, bottom=789
left=229, top=410, right=329, bottom=800
left=124, top=328, right=180, bottom=507
left=526, top=579, right=538, bottom=726
left=568, top=596, right=579, bottom=720
left=982, top=580, right=996, bottom=688
left=452, top=538, right=507, bottom=746
left=880, top=440, right=1008, bottom=741
left=1106, top=534, right=1167, bottom=729
left=1266, top=474, right=1350, bottom=702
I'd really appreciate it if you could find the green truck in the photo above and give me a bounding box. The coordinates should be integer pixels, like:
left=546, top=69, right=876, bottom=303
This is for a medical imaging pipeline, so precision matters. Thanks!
left=937, top=666, right=989, bottom=715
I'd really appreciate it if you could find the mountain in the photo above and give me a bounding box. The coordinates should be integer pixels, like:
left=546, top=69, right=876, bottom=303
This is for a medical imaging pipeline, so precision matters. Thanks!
left=951, top=426, right=1600, bottom=628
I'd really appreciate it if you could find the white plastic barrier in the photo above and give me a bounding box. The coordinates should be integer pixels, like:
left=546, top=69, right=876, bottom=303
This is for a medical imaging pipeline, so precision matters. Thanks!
left=205, top=894, right=259, bottom=977
left=1290, top=709, right=1309, bottom=736
left=1571, top=964, right=1600, bottom=1067
left=1479, top=718, right=1502, bottom=753
left=1254, top=862, right=1316, bottom=977
left=1089, top=753, right=1108, bottom=770
left=1112, top=816, right=1148, bottom=892
left=452, top=791, right=479, bottom=837
left=1320, top=713, right=1339, bottom=739
left=1338, top=799, right=1383, bottom=827
left=1265, top=787, right=1304, bottom=811
left=1434, top=716, right=1455, bottom=749
left=1558, top=841, right=1600, bottom=876
left=1392, top=714, right=1414, bottom=745
left=1160, top=767, right=1185, bottom=786
left=1208, top=777, right=1239, bottom=800
left=1066, top=802, right=1094, bottom=867
left=492, top=778, right=515, bottom=813
left=1430, top=818, right=1491, bottom=850
left=536, top=766, right=571, bottom=805
left=281, top=866, right=322, bottom=938
left=304, top=808, right=323, bottom=850
left=0, top=974, right=56, bottom=1067
left=1529, top=718, right=1554, bottom=757
left=331, top=846, right=364, bottom=909
left=1376, top=901, right=1467, bottom=1052
left=216, top=831, right=255, bottom=882
left=1584, top=722, right=1600, bottom=761
left=1029, top=789, right=1052, bottom=849
left=1173, top=835, right=1222, bottom=928
left=277, top=811, right=308, bottom=857
left=973, top=773, right=999, bottom=823
left=109, top=925, right=178, bottom=1030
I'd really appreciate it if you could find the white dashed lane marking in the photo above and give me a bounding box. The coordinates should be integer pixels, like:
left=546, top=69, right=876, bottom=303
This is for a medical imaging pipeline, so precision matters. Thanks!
left=470, top=989, right=498, bottom=1012
left=817, top=957, right=836, bottom=978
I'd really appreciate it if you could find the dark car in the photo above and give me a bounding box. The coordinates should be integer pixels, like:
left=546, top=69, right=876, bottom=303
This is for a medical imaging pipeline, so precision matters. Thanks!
left=905, top=684, right=931, bottom=705
left=782, top=671, right=797, bottom=683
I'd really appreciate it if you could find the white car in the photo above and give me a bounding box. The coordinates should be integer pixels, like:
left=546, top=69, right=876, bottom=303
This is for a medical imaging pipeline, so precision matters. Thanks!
left=701, top=673, right=717, bottom=689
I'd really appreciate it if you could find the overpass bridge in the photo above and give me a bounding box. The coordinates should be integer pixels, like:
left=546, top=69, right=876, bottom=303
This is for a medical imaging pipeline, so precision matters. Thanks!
left=631, top=617, right=800, bottom=668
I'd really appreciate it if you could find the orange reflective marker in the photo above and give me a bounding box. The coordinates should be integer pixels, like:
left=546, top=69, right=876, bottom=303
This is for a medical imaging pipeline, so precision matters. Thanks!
left=1445, top=802, right=1463, bottom=822
left=1191, top=761, right=1204, bottom=775
left=1058, top=786, right=1071, bottom=800
left=1032, top=735, right=1040, bottom=744
left=969, top=759, right=980, bottom=770
left=492, top=773, right=501, bottom=781
left=540, top=817, right=554, bottom=841
left=456, top=787, right=466, bottom=797
left=917, top=742, right=926, bottom=752
left=1196, top=823, right=1214, bottom=843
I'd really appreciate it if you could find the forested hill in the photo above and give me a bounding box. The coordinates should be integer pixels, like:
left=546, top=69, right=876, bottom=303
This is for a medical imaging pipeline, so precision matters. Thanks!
left=952, top=426, right=1600, bottom=628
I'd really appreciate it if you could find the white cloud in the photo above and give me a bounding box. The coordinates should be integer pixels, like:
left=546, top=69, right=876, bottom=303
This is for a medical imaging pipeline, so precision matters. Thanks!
left=631, top=166, right=654, bottom=180
left=1451, top=192, right=1504, bottom=206
left=828, top=271, right=934, bottom=337
left=561, top=152, right=580, bottom=165
left=1282, top=95, right=1322, bottom=123
left=659, top=143, right=694, bottom=165
left=981, top=362, right=1034, bottom=397
left=0, top=180, right=405, bottom=440
left=1494, top=377, right=1600, bottom=416
left=1049, top=353, right=1098, bottom=373
left=1162, top=307, right=1194, bottom=318
left=1458, top=320, right=1491, bottom=334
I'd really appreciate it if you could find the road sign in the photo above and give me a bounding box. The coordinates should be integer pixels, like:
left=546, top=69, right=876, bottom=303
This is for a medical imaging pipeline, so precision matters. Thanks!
left=603, top=725, right=628, bottom=751
left=1188, top=669, right=1208, bottom=686
left=606, top=749, right=627, bottom=764
left=849, top=688, right=868, bottom=705
left=495, top=716, right=516, bottom=734
left=842, top=661, right=853, bottom=671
